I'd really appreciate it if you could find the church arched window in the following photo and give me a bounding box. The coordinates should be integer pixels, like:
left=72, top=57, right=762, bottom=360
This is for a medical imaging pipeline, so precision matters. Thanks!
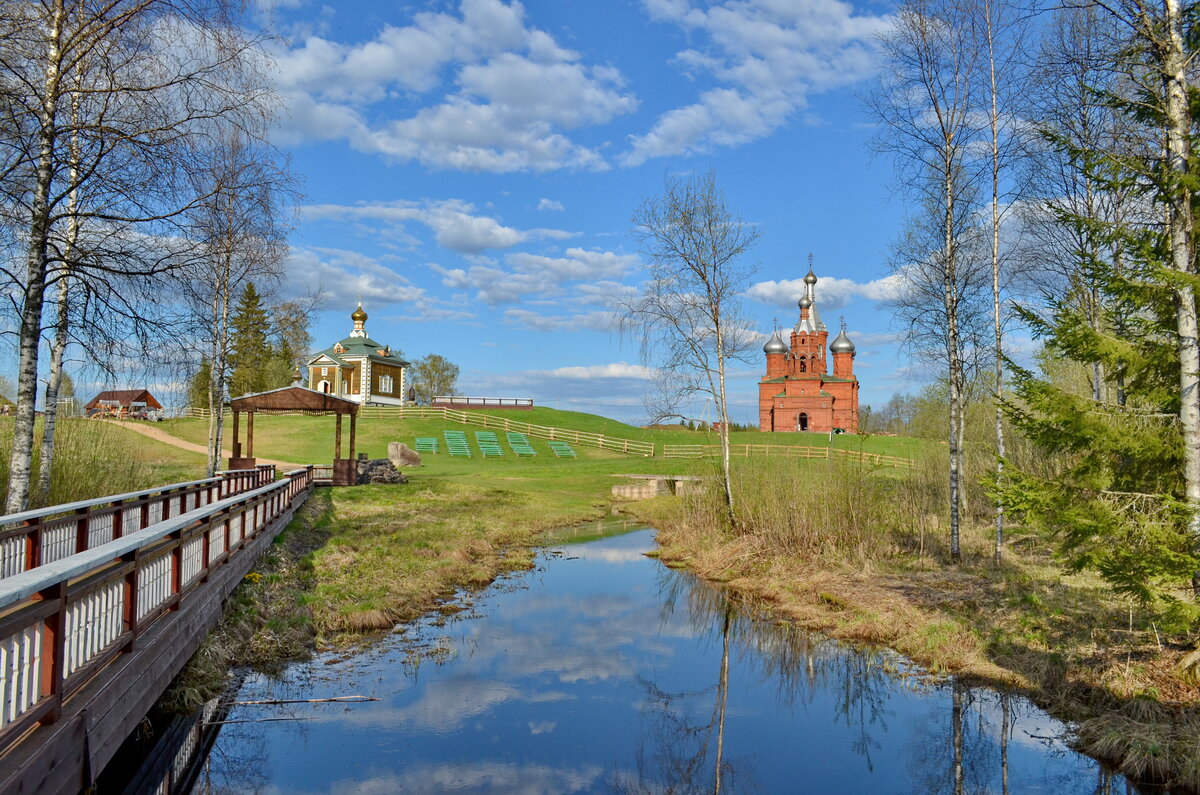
left=798, top=357, right=807, bottom=373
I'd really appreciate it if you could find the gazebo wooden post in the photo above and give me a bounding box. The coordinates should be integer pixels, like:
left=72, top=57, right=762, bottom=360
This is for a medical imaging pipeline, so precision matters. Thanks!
left=247, top=411, right=254, bottom=458
left=231, top=410, right=240, bottom=459
left=335, top=413, right=343, bottom=459
left=349, top=412, right=357, bottom=462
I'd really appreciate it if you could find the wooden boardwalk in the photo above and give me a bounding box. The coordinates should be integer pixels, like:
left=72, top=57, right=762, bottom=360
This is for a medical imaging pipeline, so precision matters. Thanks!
left=0, top=466, right=314, bottom=794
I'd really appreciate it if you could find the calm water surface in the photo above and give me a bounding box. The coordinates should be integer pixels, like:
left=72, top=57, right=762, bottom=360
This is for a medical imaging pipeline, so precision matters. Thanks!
left=200, top=523, right=1136, bottom=794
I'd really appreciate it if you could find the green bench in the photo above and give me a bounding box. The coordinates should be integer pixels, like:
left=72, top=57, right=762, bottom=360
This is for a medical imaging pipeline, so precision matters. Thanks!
left=443, top=430, right=472, bottom=457
left=506, top=432, right=537, bottom=456
left=547, top=440, right=577, bottom=458
left=475, top=431, right=504, bottom=457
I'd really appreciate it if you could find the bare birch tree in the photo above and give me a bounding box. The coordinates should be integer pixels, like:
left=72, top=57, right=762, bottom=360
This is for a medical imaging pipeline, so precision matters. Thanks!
left=868, top=0, right=984, bottom=560
left=0, top=0, right=275, bottom=512
left=976, top=0, right=1031, bottom=563
left=179, top=130, right=291, bottom=476
left=620, top=170, right=760, bottom=526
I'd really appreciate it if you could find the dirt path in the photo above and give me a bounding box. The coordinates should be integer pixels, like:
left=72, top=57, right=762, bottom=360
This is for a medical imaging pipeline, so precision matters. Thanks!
left=103, top=420, right=306, bottom=469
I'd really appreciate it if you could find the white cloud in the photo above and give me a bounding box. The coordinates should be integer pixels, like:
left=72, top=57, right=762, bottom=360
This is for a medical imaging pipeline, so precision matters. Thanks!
left=272, top=0, right=637, bottom=172
left=506, top=248, right=638, bottom=282
left=502, top=308, right=615, bottom=332
left=623, top=0, right=890, bottom=165
left=534, top=362, right=656, bottom=380
left=745, top=272, right=903, bottom=309
left=302, top=200, right=537, bottom=255
left=432, top=263, right=550, bottom=305
left=284, top=247, right=426, bottom=307
left=537, top=198, right=565, bottom=212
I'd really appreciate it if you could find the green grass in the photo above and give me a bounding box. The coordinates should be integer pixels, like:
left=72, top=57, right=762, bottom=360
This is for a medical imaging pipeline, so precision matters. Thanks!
left=155, top=407, right=930, bottom=468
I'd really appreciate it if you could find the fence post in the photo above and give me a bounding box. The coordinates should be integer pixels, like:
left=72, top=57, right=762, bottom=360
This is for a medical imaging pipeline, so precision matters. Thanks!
left=74, top=508, right=89, bottom=554
left=38, top=581, right=67, bottom=724
left=122, top=550, right=140, bottom=649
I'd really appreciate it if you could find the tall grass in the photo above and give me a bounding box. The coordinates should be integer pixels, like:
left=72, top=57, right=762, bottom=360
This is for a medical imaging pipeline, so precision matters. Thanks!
left=0, top=418, right=169, bottom=509
left=678, top=455, right=953, bottom=561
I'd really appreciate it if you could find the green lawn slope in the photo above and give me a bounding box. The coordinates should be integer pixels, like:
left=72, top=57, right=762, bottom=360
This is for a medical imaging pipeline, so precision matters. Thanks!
left=157, top=406, right=929, bottom=466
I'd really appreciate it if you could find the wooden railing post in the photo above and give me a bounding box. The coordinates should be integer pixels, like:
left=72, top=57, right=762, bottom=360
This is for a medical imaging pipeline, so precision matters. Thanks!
left=38, top=581, right=67, bottom=724
left=74, top=507, right=89, bottom=554
left=112, top=500, right=124, bottom=540
left=122, top=550, right=140, bottom=650
left=23, top=521, right=38, bottom=573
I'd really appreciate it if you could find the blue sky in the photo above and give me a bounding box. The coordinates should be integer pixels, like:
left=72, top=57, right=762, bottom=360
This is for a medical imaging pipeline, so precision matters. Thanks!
left=260, top=0, right=913, bottom=425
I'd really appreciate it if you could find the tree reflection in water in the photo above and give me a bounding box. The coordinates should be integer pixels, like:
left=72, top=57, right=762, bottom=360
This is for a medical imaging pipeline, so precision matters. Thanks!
left=612, top=568, right=905, bottom=793
left=644, top=567, right=1129, bottom=795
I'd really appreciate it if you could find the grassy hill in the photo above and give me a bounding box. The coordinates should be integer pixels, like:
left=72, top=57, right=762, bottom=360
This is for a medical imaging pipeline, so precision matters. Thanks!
left=157, top=406, right=929, bottom=468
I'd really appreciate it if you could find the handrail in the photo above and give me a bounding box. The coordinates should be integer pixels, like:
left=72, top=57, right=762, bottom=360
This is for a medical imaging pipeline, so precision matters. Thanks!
left=0, top=466, right=313, bottom=754
left=0, top=469, right=304, bottom=610
left=0, top=465, right=277, bottom=580
left=0, top=477, right=221, bottom=529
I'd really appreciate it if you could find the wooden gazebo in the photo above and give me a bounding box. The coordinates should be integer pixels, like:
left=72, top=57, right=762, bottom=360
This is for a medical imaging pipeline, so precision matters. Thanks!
left=229, top=384, right=360, bottom=486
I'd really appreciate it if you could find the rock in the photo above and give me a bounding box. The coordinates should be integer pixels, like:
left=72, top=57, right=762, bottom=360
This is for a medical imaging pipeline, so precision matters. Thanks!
left=388, top=441, right=422, bottom=468
left=356, top=458, right=407, bottom=485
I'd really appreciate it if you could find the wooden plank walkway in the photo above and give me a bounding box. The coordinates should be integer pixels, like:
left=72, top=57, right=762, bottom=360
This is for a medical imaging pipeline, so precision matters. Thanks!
left=0, top=466, right=314, bottom=795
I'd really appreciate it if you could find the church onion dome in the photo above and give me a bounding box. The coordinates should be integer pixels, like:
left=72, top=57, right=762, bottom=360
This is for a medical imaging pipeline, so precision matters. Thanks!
left=803, top=267, right=818, bottom=285
left=798, top=294, right=812, bottom=309
left=763, top=331, right=788, bottom=354
left=830, top=329, right=856, bottom=354
left=351, top=303, right=368, bottom=323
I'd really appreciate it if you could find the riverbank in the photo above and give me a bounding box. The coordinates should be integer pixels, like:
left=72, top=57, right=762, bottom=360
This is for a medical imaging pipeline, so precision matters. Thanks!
left=627, top=471, right=1200, bottom=792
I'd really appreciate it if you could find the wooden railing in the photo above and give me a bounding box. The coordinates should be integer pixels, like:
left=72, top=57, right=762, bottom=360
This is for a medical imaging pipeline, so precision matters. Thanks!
left=0, top=467, right=313, bottom=756
left=357, top=406, right=656, bottom=456
left=0, top=465, right=276, bottom=581
left=310, top=465, right=334, bottom=483
left=660, top=443, right=916, bottom=469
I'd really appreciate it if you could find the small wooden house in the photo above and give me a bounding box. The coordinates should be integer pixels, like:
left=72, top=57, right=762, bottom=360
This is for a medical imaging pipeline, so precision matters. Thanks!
left=85, top=389, right=163, bottom=419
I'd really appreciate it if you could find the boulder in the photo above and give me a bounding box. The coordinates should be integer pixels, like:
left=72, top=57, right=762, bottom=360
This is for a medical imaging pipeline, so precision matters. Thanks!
left=388, top=441, right=422, bottom=468
left=356, top=458, right=407, bottom=485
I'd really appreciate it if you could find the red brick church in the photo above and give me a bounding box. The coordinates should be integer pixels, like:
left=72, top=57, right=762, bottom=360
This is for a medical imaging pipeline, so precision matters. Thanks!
left=758, top=261, right=860, bottom=433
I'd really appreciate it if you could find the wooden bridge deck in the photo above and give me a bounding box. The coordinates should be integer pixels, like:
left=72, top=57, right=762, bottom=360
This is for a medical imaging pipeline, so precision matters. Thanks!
left=0, top=466, right=314, bottom=795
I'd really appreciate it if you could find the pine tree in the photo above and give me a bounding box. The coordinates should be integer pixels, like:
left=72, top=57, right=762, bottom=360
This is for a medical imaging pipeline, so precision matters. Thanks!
left=228, top=283, right=273, bottom=397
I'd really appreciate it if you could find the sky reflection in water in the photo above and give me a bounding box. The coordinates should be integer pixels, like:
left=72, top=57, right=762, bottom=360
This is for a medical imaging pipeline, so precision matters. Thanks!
left=204, top=525, right=1132, bottom=794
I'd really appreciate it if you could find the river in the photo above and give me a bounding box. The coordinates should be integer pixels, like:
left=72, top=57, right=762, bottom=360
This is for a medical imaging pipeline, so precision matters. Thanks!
left=193, top=522, right=1139, bottom=794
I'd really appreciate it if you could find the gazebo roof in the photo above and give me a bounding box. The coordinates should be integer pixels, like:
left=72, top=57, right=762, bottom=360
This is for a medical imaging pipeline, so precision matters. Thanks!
left=230, top=385, right=359, bottom=415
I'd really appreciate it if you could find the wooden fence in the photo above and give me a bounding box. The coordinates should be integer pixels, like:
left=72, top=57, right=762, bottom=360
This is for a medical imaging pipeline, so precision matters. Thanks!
left=0, top=465, right=276, bottom=581
left=661, top=443, right=916, bottom=469
left=0, top=466, right=312, bottom=765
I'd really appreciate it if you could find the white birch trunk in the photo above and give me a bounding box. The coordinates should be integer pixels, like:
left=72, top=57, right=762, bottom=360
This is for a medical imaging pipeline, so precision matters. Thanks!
left=986, top=0, right=1006, bottom=565
left=715, top=321, right=735, bottom=524
left=36, top=86, right=82, bottom=506
left=6, top=0, right=66, bottom=514
left=945, top=156, right=963, bottom=561
left=1160, top=0, right=1200, bottom=596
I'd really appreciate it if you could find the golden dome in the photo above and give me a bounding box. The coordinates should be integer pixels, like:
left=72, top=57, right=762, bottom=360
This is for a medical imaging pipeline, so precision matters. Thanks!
left=351, top=303, right=368, bottom=323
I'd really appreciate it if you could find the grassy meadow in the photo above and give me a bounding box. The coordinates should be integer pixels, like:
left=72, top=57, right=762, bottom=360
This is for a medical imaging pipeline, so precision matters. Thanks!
left=0, top=417, right=206, bottom=509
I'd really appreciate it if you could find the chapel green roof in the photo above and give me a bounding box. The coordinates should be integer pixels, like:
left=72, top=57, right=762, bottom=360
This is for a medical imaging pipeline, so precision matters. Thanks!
left=309, top=335, right=409, bottom=368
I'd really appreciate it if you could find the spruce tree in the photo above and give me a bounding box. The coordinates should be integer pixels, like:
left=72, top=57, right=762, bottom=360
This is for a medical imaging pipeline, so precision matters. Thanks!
left=228, top=283, right=273, bottom=397
left=188, top=359, right=213, bottom=410
left=1003, top=199, right=1200, bottom=628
